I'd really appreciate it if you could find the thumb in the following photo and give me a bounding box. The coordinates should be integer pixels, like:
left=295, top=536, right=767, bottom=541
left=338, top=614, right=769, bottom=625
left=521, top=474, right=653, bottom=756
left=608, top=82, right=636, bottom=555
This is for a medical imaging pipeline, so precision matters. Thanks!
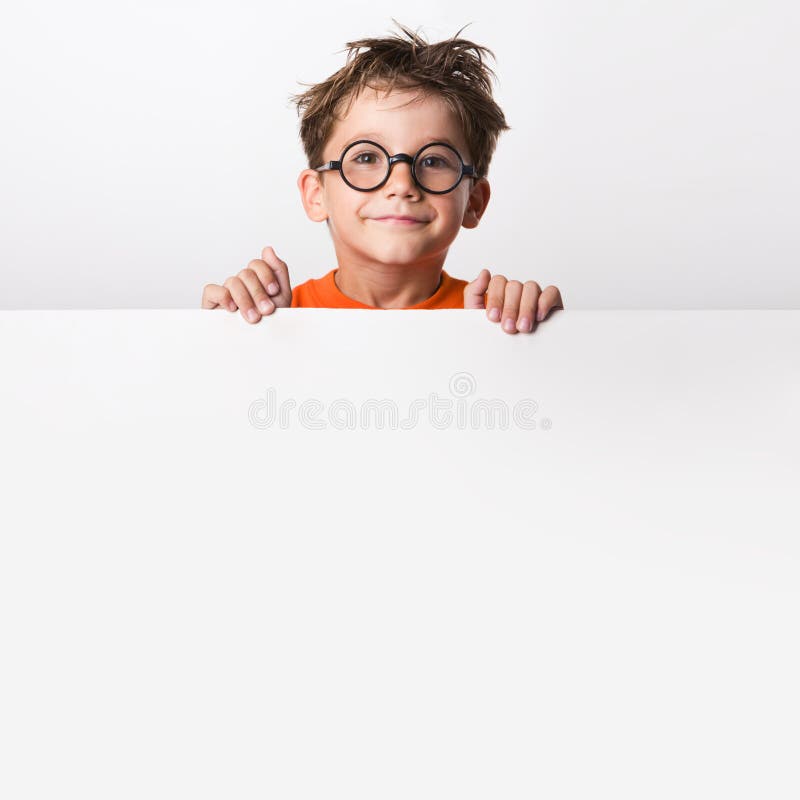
left=464, top=268, right=491, bottom=309
left=261, top=245, right=293, bottom=306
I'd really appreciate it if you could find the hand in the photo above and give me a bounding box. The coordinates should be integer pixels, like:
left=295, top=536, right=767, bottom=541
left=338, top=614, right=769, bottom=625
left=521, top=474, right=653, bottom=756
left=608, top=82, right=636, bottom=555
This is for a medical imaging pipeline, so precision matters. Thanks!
left=201, top=246, right=293, bottom=323
left=464, top=269, right=564, bottom=334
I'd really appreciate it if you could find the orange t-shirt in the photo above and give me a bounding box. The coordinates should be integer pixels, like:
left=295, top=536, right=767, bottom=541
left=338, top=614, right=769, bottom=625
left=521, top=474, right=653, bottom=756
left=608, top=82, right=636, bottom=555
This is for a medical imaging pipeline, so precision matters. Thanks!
left=291, top=268, right=468, bottom=309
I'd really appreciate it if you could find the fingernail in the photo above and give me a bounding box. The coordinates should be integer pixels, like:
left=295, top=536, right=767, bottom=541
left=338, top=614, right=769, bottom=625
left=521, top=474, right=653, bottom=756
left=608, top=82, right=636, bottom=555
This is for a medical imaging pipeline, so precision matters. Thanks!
left=228, top=301, right=237, bottom=312
left=503, top=317, right=516, bottom=332
left=267, top=282, right=279, bottom=295
left=537, top=309, right=545, bottom=322
left=518, top=316, right=531, bottom=332
left=489, top=307, right=501, bottom=322
left=247, top=308, right=260, bottom=322
left=259, top=299, right=273, bottom=313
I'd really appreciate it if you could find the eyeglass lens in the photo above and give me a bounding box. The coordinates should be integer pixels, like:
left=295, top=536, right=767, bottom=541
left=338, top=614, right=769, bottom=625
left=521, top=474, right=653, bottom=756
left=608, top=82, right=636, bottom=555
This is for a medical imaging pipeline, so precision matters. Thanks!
left=341, top=142, right=462, bottom=192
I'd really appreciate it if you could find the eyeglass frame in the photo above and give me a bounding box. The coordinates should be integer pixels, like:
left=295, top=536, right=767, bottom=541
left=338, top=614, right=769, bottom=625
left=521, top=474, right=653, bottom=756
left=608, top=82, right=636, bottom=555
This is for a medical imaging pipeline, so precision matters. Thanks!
left=313, top=139, right=478, bottom=195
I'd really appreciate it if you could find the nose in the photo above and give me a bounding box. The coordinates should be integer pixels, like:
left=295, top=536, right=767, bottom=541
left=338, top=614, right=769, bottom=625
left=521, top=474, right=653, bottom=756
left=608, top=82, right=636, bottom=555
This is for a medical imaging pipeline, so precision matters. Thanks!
left=383, top=156, right=420, bottom=196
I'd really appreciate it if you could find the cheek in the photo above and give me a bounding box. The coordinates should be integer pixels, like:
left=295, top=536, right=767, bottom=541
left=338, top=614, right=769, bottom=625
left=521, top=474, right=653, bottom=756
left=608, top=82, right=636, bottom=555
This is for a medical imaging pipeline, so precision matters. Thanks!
left=435, top=199, right=468, bottom=231
left=436, top=189, right=468, bottom=216
left=326, top=189, right=363, bottom=221
left=325, top=196, right=360, bottom=232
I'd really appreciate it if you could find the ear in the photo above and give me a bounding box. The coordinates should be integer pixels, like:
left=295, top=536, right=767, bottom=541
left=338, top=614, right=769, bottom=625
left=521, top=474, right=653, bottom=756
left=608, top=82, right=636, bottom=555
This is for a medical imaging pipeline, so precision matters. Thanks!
left=461, top=177, right=491, bottom=229
left=297, top=169, right=329, bottom=222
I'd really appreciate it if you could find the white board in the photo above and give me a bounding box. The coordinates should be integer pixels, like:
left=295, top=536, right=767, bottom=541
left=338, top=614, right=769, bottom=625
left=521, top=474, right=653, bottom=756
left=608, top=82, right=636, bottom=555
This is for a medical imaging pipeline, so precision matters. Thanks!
left=0, top=309, right=798, bottom=799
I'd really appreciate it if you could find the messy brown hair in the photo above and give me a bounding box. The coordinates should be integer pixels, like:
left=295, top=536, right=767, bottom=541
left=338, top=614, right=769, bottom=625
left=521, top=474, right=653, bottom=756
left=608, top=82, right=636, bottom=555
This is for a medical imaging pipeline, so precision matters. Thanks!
left=288, top=20, right=511, bottom=183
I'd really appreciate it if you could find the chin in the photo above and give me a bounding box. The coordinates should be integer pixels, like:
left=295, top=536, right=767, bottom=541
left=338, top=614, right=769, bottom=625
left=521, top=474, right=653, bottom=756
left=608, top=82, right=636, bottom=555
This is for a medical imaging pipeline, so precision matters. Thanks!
left=368, top=245, right=431, bottom=266
left=366, top=234, right=444, bottom=261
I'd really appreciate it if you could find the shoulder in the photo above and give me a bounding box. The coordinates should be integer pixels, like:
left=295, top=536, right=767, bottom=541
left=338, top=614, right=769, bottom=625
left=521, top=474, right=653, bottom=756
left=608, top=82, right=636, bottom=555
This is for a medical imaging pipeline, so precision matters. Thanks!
left=421, top=270, right=469, bottom=309
left=441, top=271, right=469, bottom=292
left=291, top=270, right=335, bottom=308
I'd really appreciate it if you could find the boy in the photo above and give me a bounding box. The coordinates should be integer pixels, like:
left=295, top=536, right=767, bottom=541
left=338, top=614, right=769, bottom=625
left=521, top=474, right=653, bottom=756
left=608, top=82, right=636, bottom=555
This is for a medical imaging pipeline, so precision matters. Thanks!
left=201, top=22, right=564, bottom=335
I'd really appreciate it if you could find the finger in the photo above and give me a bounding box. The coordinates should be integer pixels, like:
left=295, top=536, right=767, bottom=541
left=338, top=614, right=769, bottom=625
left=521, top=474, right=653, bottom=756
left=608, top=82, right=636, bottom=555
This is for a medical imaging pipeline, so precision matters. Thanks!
left=247, top=258, right=280, bottom=301
left=224, top=275, right=263, bottom=324
left=201, top=283, right=237, bottom=311
left=242, top=261, right=279, bottom=315
left=499, top=280, right=524, bottom=335
left=485, top=274, right=507, bottom=323
left=536, top=286, right=565, bottom=322
left=463, top=268, right=491, bottom=309
left=260, top=246, right=293, bottom=307
left=517, top=281, right=542, bottom=333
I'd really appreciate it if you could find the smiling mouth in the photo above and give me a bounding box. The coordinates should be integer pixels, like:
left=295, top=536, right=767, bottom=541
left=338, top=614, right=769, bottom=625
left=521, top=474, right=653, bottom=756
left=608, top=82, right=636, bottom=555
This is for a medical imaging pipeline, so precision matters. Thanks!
left=370, top=218, right=428, bottom=225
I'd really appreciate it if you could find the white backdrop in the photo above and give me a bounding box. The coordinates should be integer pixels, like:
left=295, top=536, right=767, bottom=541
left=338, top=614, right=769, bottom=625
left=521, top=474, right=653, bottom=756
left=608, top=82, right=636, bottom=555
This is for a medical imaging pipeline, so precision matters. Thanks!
left=1, top=0, right=798, bottom=309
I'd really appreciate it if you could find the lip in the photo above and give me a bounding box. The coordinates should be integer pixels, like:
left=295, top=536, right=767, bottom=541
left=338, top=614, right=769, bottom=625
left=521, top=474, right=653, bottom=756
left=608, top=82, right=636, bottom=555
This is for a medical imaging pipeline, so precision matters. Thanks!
left=370, top=216, right=428, bottom=225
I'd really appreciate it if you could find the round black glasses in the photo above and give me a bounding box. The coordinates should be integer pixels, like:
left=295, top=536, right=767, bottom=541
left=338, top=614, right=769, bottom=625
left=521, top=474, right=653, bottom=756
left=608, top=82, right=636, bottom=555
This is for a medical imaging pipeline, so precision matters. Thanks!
left=313, top=139, right=477, bottom=195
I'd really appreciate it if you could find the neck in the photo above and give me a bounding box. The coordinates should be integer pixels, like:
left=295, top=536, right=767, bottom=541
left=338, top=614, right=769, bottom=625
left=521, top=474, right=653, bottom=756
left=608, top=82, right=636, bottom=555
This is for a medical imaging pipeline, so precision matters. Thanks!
left=333, top=257, right=445, bottom=308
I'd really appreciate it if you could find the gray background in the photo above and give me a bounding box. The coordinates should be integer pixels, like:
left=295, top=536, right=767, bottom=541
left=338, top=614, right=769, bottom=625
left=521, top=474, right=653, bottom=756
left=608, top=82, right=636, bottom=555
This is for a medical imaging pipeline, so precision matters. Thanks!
left=1, top=0, right=797, bottom=309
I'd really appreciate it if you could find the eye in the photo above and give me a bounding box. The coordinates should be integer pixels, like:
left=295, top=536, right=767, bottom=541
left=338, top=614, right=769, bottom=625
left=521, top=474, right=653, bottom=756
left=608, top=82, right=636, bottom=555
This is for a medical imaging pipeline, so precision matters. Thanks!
left=352, top=151, right=379, bottom=164
left=420, top=156, right=447, bottom=169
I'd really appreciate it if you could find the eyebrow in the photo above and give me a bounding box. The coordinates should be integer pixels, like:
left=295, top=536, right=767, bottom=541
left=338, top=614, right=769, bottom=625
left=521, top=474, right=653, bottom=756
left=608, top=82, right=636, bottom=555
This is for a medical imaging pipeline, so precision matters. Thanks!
left=340, top=133, right=462, bottom=152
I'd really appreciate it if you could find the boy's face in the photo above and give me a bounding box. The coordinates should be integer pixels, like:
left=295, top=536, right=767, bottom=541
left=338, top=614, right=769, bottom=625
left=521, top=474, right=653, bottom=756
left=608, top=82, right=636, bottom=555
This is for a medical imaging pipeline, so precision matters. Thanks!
left=298, top=85, right=491, bottom=271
